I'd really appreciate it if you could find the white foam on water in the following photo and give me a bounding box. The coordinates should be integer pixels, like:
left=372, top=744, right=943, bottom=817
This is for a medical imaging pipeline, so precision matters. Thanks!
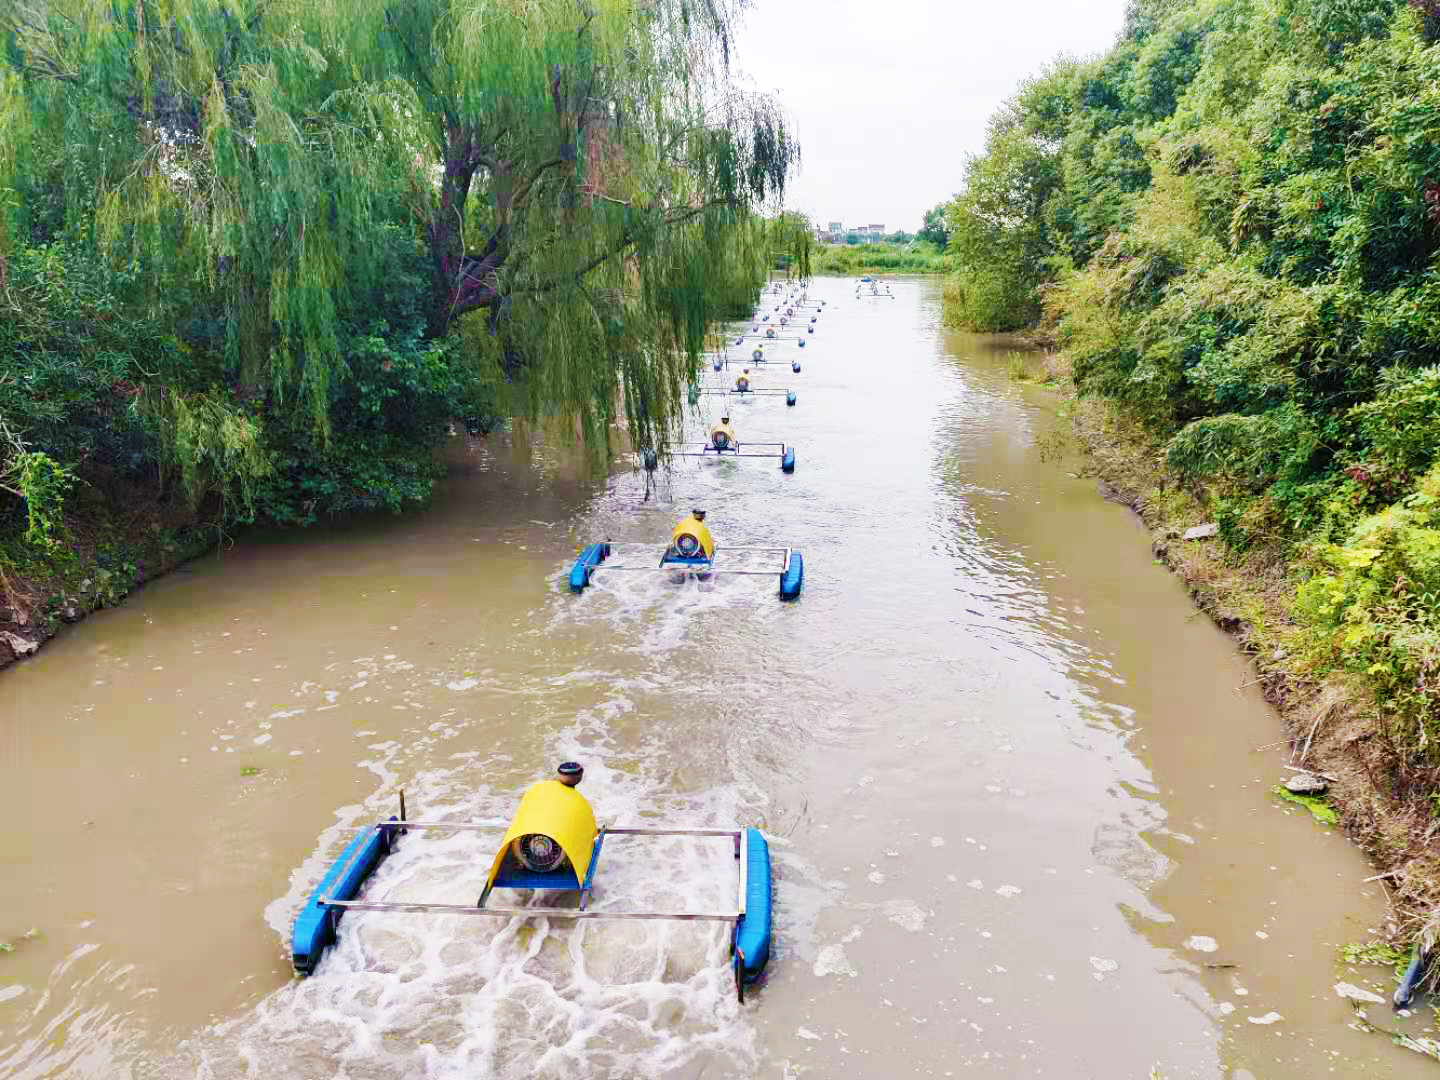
left=1333, top=982, right=1385, bottom=1005
left=813, top=944, right=856, bottom=979
left=203, top=724, right=763, bottom=1080
left=549, top=563, right=787, bottom=657
left=546, top=424, right=798, bottom=659
left=881, top=900, right=929, bottom=932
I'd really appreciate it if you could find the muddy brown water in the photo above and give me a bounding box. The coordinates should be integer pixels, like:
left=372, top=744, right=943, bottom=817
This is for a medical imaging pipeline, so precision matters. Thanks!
left=2, top=277, right=1434, bottom=1079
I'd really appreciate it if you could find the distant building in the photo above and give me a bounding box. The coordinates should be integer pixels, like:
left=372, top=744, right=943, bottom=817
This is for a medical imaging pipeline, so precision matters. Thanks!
left=868, top=224, right=885, bottom=235
left=829, top=221, right=842, bottom=234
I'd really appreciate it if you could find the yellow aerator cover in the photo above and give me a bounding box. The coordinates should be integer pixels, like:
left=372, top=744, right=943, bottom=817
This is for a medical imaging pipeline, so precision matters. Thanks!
left=671, top=514, right=715, bottom=557
left=486, top=780, right=598, bottom=888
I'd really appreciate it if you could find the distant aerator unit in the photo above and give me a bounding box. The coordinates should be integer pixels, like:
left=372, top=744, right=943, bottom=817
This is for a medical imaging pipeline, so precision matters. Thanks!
left=661, top=414, right=796, bottom=472
left=568, top=509, right=804, bottom=599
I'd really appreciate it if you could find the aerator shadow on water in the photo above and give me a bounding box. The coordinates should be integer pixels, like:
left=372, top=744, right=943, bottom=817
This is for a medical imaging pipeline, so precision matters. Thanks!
left=292, top=765, right=774, bottom=1001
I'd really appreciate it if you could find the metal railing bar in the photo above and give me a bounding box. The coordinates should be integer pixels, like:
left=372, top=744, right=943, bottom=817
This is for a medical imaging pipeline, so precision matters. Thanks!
left=319, top=899, right=741, bottom=922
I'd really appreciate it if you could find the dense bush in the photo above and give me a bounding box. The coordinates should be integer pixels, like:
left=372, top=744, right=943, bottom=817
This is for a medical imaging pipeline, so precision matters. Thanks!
left=941, top=0, right=1440, bottom=754
left=812, top=242, right=951, bottom=276
left=1298, top=465, right=1440, bottom=750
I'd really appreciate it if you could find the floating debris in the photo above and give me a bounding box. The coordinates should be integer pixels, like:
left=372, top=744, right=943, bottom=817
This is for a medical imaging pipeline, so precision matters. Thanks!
left=1333, top=982, right=1386, bottom=1005
left=1273, top=785, right=1338, bottom=825
left=1285, top=772, right=1328, bottom=796
left=1090, top=957, right=1119, bottom=981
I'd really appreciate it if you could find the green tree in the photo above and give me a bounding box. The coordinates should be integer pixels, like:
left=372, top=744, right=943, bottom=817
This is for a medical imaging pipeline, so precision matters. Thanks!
left=943, top=93, right=1065, bottom=331
left=918, top=203, right=950, bottom=249
left=1, top=0, right=805, bottom=527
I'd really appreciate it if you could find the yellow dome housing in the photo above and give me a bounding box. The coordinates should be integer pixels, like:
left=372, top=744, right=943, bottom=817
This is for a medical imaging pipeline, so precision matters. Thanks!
left=670, top=512, right=715, bottom=558
left=485, top=779, right=598, bottom=893
left=710, top=418, right=737, bottom=450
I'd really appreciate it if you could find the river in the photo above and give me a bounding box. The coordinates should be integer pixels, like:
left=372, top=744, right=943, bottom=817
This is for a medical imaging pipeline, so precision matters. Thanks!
left=2, top=276, right=1432, bottom=1079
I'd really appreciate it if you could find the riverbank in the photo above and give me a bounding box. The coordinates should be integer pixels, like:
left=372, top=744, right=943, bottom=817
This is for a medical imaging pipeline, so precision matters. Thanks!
left=0, top=477, right=214, bottom=670
left=1013, top=351, right=1440, bottom=962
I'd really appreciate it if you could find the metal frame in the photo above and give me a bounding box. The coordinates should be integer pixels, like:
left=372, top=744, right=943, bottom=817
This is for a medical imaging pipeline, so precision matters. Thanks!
left=673, top=441, right=789, bottom=460
left=320, top=822, right=748, bottom=923
left=588, top=543, right=792, bottom=577
left=692, top=388, right=792, bottom=397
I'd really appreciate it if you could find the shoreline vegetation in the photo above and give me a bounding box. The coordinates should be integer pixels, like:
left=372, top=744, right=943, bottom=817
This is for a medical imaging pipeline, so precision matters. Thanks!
left=811, top=242, right=953, bottom=276
left=0, top=495, right=214, bottom=669
left=936, top=0, right=1440, bottom=991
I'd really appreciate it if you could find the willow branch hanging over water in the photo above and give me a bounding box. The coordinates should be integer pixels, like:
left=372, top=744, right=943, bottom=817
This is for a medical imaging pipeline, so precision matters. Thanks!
left=2, top=0, right=805, bottom=487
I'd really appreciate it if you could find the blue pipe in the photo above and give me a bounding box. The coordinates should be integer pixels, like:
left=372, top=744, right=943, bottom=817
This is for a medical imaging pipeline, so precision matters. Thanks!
left=1395, top=946, right=1430, bottom=1008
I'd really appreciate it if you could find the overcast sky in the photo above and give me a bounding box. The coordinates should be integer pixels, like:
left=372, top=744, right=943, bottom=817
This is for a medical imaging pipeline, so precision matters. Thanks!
left=732, top=0, right=1131, bottom=234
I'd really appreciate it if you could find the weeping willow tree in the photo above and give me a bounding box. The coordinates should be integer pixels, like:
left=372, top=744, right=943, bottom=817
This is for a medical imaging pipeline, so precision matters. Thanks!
left=2, top=0, right=805, bottom=475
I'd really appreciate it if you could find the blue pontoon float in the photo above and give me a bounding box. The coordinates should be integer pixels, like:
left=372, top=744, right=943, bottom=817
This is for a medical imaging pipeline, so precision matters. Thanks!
left=292, top=767, right=774, bottom=1001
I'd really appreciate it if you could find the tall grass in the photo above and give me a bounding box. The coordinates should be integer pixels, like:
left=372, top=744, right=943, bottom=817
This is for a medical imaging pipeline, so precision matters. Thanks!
left=811, top=242, right=952, bottom=276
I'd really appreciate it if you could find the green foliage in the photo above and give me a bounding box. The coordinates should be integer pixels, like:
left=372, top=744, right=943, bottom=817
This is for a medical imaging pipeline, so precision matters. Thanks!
left=1353, top=366, right=1440, bottom=476
left=941, top=68, right=1073, bottom=330
left=0, top=929, right=41, bottom=956
left=812, top=242, right=951, bottom=276
left=943, top=266, right=1041, bottom=332
left=1340, top=940, right=1411, bottom=976
left=12, top=451, right=76, bottom=550
left=1273, top=784, right=1340, bottom=824
left=150, top=392, right=270, bottom=517
left=1297, top=465, right=1440, bottom=753
left=919, top=202, right=951, bottom=249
